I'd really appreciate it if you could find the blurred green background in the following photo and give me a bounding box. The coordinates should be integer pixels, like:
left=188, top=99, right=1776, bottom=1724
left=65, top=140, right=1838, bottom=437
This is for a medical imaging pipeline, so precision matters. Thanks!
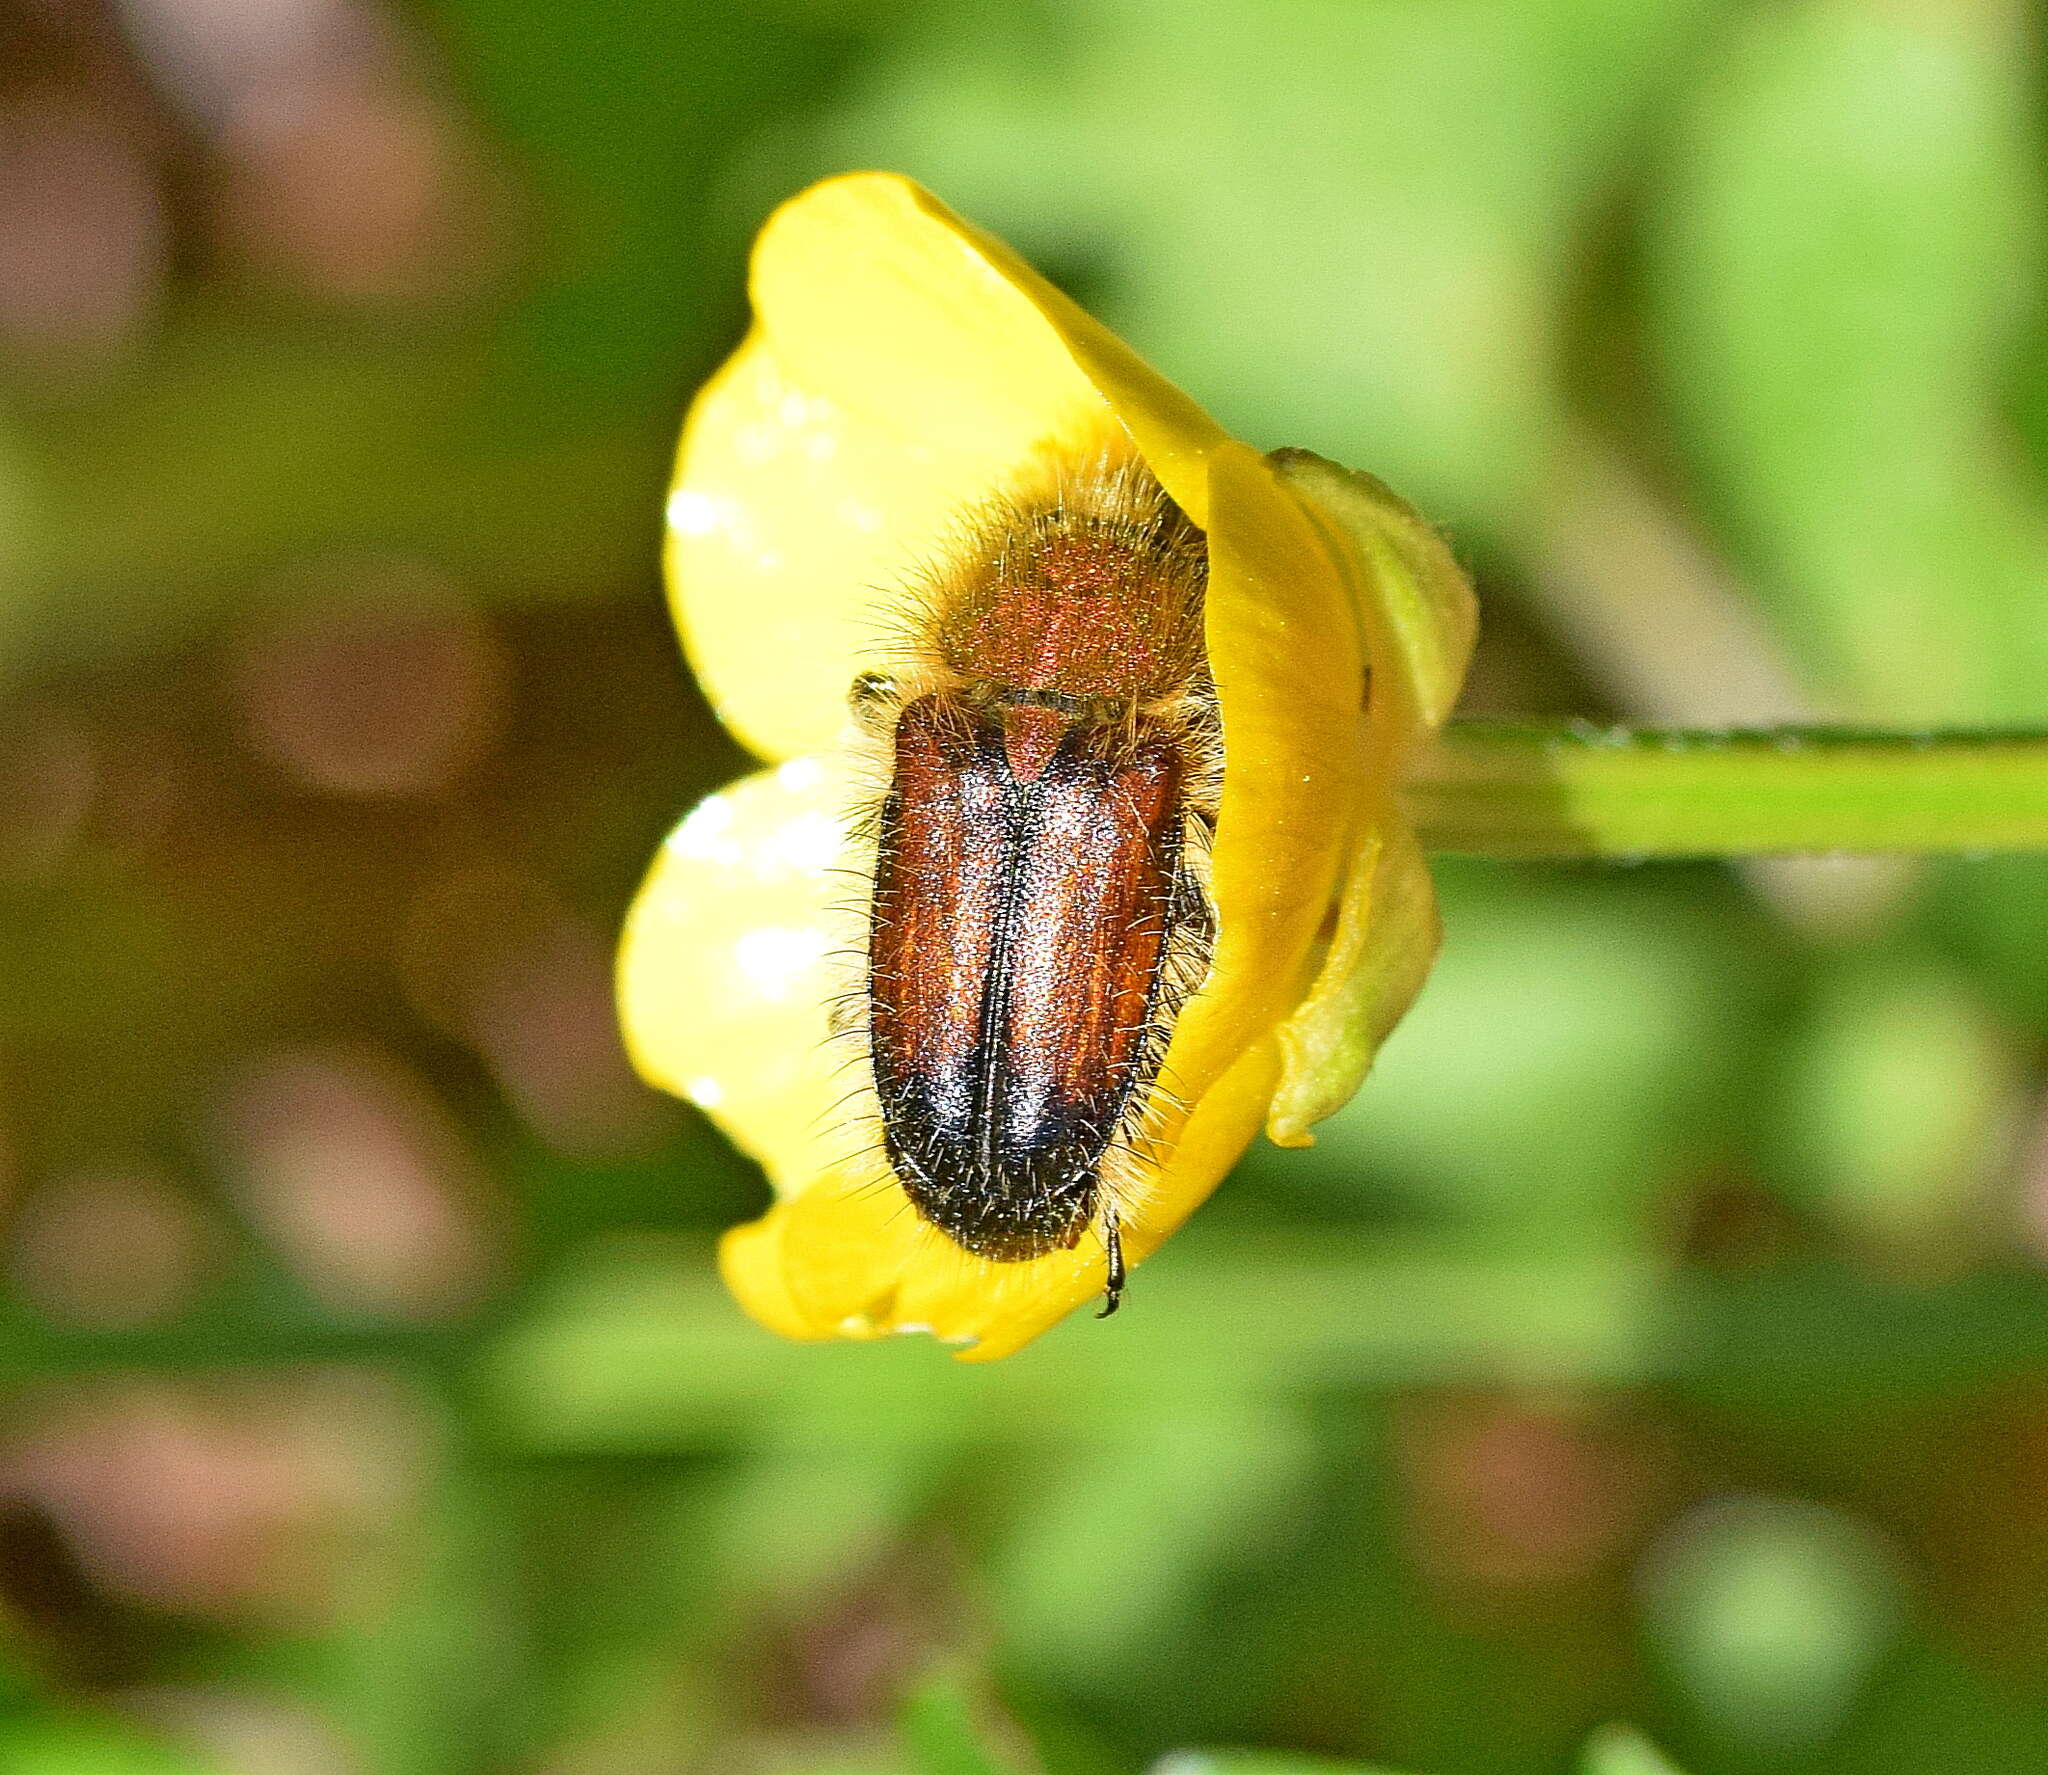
left=6, top=1, right=2048, bottom=1771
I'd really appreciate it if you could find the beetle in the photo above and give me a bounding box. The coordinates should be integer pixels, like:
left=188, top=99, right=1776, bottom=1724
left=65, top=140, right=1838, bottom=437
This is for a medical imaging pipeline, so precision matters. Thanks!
left=844, top=440, right=1219, bottom=1316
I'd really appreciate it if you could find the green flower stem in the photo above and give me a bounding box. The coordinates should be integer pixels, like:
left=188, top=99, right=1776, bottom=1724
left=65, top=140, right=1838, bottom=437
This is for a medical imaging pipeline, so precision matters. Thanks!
left=1404, top=721, right=2048, bottom=857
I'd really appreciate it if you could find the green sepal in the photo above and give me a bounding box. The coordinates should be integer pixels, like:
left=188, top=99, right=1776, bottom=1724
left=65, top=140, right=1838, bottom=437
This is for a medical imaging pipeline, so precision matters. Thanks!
left=1268, top=447, right=1478, bottom=734
left=1268, top=811, right=1441, bottom=1146
left=1262, top=448, right=1476, bottom=1143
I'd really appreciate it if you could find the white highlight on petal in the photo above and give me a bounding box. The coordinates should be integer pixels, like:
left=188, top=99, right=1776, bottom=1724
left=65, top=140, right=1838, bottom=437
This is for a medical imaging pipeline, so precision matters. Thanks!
left=731, top=924, right=831, bottom=1003
left=684, top=1076, right=724, bottom=1109
left=668, top=793, right=742, bottom=867
left=666, top=488, right=719, bottom=535
left=763, top=809, right=845, bottom=876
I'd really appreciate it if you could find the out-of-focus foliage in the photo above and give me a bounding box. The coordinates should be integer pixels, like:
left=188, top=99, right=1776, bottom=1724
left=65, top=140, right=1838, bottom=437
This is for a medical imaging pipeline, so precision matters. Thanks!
left=4, top=1, right=2048, bottom=1772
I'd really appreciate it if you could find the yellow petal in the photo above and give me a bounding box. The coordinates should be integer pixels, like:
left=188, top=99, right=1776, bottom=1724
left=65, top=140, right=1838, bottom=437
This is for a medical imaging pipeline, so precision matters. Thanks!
left=615, top=756, right=857, bottom=1192
left=669, top=173, right=1230, bottom=763
left=1149, top=441, right=1369, bottom=1135
left=716, top=1211, right=826, bottom=1343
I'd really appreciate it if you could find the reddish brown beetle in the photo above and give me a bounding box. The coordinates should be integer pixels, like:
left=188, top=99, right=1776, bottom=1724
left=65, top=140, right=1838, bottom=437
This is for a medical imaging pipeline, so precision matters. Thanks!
left=848, top=442, right=1220, bottom=1315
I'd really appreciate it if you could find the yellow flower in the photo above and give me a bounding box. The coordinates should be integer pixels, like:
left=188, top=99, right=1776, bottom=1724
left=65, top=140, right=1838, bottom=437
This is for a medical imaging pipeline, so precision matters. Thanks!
left=617, top=172, right=1475, bottom=1361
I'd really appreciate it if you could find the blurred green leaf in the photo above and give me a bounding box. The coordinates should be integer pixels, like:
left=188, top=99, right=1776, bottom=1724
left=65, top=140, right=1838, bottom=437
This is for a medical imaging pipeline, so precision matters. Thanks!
left=6, top=313, right=661, bottom=692
left=1148, top=1752, right=1407, bottom=1775
left=696, top=1432, right=946, bottom=1608
left=1640, top=1497, right=1906, bottom=1756
left=1652, top=0, right=2048, bottom=721
left=1577, top=1724, right=1688, bottom=1775
left=988, top=1403, right=1314, bottom=1685
left=479, top=1233, right=1660, bottom=1460
left=0, top=1714, right=224, bottom=1775
left=430, top=0, right=864, bottom=409
left=899, top=1669, right=1040, bottom=1775
left=1775, top=951, right=2025, bottom=1261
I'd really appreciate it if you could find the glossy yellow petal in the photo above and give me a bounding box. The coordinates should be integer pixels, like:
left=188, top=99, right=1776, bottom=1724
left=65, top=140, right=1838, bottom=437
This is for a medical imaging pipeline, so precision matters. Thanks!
left=716, top=1210, right=823, bottom=1343
left=1161, top=442, right=1368, bottom=1121
left=671, top=173, right=1228, bottom=763
left=616, top=756, right=857, bottom=1191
